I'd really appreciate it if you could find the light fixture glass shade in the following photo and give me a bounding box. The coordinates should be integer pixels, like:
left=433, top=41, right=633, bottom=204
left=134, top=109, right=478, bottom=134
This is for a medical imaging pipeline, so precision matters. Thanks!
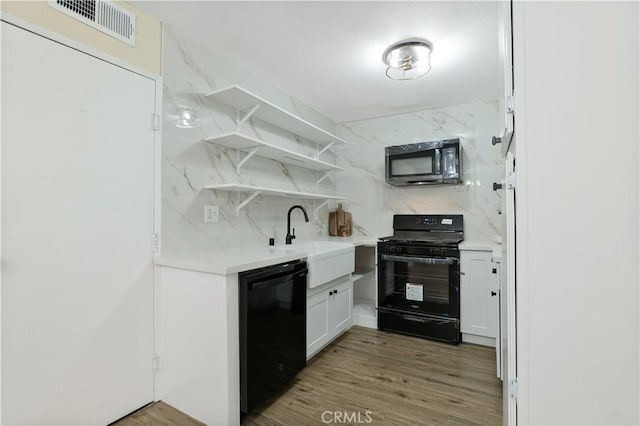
left=383, top=39, right=433, bottom=80
left=175, top=108, right=201, bottom=128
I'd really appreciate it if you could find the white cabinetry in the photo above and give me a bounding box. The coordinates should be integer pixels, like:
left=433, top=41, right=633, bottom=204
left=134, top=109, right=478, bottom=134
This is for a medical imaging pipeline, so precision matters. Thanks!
left=155, top=266, right=241, bottom=426
left=306, top=277, right=353, bottom=359
left=460, top=249, right=499, bottom=346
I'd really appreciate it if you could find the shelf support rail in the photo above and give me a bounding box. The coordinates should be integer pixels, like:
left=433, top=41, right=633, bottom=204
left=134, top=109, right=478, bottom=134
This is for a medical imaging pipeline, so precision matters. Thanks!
left=236, top=104, right=262, bottom=131
left=236, top=147, right=261, bottom=174
left=316, top=140, right=336, bottom=158
left=313, top=199, right=331, bottom=220
left=236, top=190, right=261, bottom=215
left=317, top=170, right=334, bottom=184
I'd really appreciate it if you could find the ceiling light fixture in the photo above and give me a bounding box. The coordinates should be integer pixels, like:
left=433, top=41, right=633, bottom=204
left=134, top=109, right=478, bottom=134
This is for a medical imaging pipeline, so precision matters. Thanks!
left=382, top=38, right=433, bottom=80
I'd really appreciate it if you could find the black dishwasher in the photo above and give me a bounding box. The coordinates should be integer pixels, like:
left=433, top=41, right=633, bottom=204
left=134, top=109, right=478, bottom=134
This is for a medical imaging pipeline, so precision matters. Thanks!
left=239, top=259, right=307, bottom=414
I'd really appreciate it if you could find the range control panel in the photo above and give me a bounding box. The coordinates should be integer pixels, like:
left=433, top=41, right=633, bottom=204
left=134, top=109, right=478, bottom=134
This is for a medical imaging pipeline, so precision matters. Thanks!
left=415, top=216, right=453, bottom=225
left=394, top=214, right=463, bottom=232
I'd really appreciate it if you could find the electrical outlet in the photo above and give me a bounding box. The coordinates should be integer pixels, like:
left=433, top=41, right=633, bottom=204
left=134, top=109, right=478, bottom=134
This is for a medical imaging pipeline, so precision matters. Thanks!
left=204, top=205, right=219, bottom=223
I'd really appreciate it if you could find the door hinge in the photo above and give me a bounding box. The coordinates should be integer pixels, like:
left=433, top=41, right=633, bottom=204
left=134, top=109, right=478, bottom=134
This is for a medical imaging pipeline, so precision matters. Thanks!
left=152, top=353, right=159, bottom=373
left=505, top=95, right=515, bottom=114
left=506, top=170, right=516, bottom=190
left=509, top=378, right=518, bottom=399
left=151, top=233, right=159, bottom=253
left=151, top=113, right=160, bottom=131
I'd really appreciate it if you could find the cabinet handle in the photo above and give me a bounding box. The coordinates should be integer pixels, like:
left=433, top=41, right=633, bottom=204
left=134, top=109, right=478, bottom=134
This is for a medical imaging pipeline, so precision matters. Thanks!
left=492, top=136, right=502, bottom=145
left=491, top=291, right=497, bottom=297
left=492, top=268, right=497, bottom=274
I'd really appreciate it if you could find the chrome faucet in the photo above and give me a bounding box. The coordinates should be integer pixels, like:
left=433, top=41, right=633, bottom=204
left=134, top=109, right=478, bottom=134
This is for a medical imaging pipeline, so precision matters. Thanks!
left=286, top=205, right=309, bottom=245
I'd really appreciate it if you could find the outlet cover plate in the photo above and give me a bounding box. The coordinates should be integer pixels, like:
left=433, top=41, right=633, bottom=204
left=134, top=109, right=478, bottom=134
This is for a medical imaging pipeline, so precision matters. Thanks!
left=204, top=205, right=219, bottom=223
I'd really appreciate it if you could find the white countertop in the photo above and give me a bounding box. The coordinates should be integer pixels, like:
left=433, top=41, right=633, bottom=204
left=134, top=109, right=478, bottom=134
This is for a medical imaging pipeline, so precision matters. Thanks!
left=459, top=240, right=503, bottom=258
left=156, top=235, right=505, bottom=275
left=154, top=237, right=374, bottom=275
left=312, top=235, right=378, bottom=247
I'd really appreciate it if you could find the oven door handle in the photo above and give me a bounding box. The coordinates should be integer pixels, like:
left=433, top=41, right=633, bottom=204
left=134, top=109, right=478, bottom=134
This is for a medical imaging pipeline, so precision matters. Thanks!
left=380, top=254, right=459, bottom=265
left=401, top=314, right=453, bottom=325
left=402, top=314, right=430, bottom=323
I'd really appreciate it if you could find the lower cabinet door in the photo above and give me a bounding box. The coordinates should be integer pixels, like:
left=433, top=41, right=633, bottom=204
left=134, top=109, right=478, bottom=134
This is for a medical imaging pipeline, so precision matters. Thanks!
left=331, top=280, right=353, bottom=337
left=307, top=290, right=331, bottom=358
left=460, top=250, right=496, bottom=338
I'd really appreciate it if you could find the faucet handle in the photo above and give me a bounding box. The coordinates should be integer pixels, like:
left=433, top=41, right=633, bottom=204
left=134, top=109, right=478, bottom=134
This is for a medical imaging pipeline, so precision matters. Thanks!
left=291, top=227, right=296, bottom=240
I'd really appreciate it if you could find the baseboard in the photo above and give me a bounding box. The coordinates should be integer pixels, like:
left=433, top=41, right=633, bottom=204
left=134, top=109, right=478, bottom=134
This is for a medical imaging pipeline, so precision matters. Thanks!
left=462, top=333, right=496, bottom=347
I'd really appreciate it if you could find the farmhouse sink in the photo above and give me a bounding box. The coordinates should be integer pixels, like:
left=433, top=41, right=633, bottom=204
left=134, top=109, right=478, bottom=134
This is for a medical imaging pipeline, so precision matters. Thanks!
left=273, top=241, right=355, bottom=288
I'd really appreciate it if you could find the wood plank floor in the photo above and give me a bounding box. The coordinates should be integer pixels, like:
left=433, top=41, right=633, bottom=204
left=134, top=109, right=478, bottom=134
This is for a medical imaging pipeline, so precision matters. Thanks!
left=117, top=326, right=502, bottom=425
left=114, top=401, right=204, bottom=426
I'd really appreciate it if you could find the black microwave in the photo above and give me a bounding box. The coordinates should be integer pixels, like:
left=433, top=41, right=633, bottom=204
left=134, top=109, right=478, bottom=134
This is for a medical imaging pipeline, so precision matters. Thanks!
left=385, top=138, right=463, bottom=186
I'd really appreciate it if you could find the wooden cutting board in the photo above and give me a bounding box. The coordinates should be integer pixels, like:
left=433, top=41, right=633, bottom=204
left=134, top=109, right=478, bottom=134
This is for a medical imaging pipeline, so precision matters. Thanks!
left=329, top=203, right=352, bottom=237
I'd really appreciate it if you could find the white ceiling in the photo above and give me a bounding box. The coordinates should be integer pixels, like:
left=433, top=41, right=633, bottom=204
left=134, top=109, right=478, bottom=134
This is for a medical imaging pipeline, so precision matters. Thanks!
left=134, top=1, right=501, bottom=123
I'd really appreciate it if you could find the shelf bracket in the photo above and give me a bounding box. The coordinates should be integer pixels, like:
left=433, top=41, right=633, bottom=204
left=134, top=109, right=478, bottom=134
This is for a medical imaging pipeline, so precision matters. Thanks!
left=316, top=140, right=336, bottom=158
left=236, top=103, right=262, bottom=130
left=313, top=199, right=331, bottom=220
left=236, top=147, right=261, bottom=174
left=317, top=170, right=334, bottom=184
left=236, top=190, right=261, bottom=215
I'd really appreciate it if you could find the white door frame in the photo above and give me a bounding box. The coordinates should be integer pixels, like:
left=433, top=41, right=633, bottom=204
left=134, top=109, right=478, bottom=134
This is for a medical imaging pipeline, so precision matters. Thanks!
left=510, top=2, right=530, bottom=424
left=0, top=11, right=164, bottom=417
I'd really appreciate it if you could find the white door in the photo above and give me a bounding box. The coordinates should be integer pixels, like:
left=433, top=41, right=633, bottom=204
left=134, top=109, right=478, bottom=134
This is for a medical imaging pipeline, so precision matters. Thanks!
left=306, top=290, right=331, bottom=358
left=2, top=22, right=156, bottom=425
left=331, top=280, right=353, bottom=336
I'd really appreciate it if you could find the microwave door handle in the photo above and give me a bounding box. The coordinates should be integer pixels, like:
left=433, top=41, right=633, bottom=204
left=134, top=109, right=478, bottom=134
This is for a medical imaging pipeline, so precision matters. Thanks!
left=434, top=148, right=441, bottom=174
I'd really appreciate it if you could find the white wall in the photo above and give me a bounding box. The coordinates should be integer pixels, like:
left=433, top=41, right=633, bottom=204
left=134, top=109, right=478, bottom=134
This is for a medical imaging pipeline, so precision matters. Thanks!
left=513, top=2, right=639, bottom=424
left=161, top=26, right=340, bottom=254
left=336, top=100, right=504, bottom=241
left=0, top=1, right=162, bottom=75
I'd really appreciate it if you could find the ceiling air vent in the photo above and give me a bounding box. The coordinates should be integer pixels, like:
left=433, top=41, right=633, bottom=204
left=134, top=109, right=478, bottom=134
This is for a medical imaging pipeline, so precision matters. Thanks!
left=49, top=0, right=136, bottom=46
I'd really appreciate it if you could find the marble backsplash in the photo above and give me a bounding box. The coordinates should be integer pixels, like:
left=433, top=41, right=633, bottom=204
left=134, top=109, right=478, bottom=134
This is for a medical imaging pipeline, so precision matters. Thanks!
left=161, top=25, right=340, bottom=254
left=161, top=24, right=504, bottom=254
left=335, top=100, right=505, bottom=242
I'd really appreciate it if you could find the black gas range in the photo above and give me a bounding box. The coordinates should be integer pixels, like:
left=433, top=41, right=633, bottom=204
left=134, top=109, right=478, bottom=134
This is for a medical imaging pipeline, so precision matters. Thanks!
left=377, top=214, right=463, bottom=344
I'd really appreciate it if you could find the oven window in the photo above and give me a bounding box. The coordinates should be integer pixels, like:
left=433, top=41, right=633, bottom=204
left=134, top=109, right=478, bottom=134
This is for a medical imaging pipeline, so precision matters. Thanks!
left=391, top=155, right=433, bottom=176
left=379, top=255, right=457, bottom=316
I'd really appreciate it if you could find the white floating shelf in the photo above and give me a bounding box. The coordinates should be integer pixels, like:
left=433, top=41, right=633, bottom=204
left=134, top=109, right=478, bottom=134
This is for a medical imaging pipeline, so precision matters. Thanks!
left=353, top=298, right=377, bottom=328
left=352, top=267, right=375, bottom=282
left=207, top=86, right=347, bottom=147
left=204, top=183, right=345, bottom=214
left=204, top=132, right=343, bottom=173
